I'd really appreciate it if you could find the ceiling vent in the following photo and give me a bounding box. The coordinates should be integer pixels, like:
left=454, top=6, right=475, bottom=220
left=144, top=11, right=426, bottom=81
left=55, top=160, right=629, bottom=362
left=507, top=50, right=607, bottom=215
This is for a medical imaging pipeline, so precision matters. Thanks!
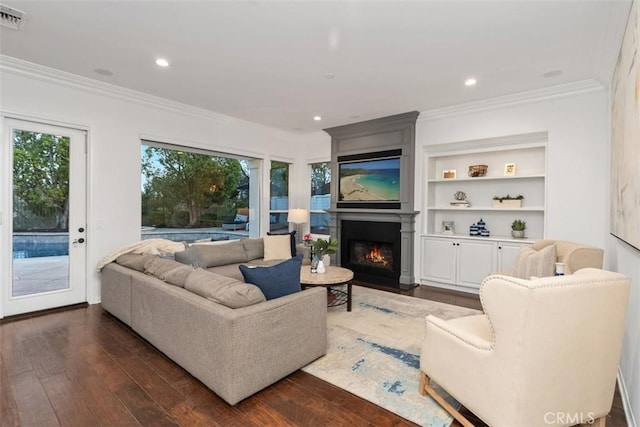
left=0, top=4, right=26, bottom=30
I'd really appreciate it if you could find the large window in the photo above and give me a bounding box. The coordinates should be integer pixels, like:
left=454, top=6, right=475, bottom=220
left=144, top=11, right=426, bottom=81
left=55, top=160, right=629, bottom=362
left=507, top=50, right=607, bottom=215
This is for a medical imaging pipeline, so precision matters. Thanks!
left=310, top=162, right=331, bottom=234
left=141, top=142, right=250, bottom=241
left=269, top=161, right=290, bottom=232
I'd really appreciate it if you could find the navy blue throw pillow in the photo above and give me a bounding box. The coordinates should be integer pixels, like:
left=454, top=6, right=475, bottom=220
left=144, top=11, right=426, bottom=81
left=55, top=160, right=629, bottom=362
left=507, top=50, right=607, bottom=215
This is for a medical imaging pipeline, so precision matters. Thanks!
left=267, top=230, right=297, bottom=256
left=239, top=255, right=302, bottom=300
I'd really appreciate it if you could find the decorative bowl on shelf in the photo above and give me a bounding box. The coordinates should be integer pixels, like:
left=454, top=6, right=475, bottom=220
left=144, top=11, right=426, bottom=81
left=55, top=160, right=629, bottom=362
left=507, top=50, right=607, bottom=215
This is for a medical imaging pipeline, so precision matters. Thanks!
left=468, top=164, right=488, bottom=177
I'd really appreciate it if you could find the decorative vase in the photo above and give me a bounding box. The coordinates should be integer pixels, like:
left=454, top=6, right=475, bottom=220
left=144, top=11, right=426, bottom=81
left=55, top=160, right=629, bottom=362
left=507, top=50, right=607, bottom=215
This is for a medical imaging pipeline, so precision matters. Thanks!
left=317, top=259, right=326, bottom=274
left=511, top=230, right=525, bottom=238
left=322, top=254, right=330, bottom=267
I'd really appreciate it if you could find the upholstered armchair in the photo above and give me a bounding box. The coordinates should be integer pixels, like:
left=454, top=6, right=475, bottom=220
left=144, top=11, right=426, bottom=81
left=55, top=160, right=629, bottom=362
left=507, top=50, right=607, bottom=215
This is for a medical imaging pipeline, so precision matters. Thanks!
left=530, top=239, right=604, bottom=274
left=419, top=268, right=630, bottom=427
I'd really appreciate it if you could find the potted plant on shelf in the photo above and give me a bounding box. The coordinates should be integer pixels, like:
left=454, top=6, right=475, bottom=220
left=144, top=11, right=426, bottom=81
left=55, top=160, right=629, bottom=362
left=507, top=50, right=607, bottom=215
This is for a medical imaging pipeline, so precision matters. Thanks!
left=492, top=194, right=524, bottom=208
left=511, top=219, right=526, bottom=238
left=311, top=237, right=338, bottom=274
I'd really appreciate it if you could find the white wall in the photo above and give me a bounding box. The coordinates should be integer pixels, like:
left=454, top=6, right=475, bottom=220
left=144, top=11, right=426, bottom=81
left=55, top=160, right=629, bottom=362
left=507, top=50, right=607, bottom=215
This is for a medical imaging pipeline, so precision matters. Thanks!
left=415, top=87, right=610, bottom=250
left=416, top=86, right=637, bottom=425
left=608, top=239, right=640, bottom=426
left=0, top=63, right=304, bottom=315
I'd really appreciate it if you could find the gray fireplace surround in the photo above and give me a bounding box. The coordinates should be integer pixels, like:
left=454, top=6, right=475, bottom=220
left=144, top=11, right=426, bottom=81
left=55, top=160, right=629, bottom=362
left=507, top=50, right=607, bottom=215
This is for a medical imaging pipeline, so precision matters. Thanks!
left=324, top=111, right=419, bottom=287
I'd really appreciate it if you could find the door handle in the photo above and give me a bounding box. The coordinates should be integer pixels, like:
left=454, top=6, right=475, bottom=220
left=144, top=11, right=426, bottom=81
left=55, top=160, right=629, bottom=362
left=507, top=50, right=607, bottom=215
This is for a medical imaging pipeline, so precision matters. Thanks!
left=72, top=238, right=85, bottom=244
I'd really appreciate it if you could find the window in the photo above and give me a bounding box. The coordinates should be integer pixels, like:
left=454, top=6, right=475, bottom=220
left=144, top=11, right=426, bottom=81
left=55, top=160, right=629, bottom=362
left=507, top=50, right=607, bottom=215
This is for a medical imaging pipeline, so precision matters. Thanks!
left=310, top=161, right=331, bottom=234
left=269, top=161, right=290, bottom=232
left=141, top=142, right=251, bottom=242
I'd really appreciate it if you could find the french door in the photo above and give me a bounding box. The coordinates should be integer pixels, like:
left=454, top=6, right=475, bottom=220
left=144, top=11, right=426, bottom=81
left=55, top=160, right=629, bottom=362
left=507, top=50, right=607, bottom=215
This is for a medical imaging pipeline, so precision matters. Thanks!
left=2, top=119, right=87, bottom=316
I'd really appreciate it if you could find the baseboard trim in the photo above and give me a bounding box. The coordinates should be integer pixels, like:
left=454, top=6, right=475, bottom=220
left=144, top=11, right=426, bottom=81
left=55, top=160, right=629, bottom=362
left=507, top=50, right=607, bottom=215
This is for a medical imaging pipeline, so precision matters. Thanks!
left=618, top=367, right=637, bottom=427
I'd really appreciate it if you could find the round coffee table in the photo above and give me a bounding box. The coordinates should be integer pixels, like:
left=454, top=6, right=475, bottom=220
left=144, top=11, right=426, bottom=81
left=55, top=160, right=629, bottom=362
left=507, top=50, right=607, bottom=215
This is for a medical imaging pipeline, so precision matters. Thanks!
left=300, top=266, right=354, bottom=311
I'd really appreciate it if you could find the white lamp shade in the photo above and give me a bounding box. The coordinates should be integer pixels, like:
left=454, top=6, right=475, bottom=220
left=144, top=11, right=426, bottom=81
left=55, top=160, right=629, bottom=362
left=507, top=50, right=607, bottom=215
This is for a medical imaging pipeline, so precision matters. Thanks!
left=288, top=208, right=309, bottom=224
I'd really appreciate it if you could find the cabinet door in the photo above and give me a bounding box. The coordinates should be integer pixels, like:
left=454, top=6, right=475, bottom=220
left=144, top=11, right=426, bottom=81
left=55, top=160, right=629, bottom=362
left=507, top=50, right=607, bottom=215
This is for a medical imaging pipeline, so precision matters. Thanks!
left=457, top=240, right=496, bottom=289
left=421, top=237, right=456, bottom=285
left=497, top=242, right=526, bottom=273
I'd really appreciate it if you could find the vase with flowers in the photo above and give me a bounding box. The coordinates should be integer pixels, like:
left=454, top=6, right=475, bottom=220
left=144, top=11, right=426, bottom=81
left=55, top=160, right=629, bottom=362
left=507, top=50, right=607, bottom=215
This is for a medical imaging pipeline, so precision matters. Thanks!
left=311, top=237, right=338, bottom=274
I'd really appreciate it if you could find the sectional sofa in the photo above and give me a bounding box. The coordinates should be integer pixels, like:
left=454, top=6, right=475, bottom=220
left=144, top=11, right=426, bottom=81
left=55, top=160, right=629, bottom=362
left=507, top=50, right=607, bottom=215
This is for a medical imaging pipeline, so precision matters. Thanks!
left=100, top=237, right=326, bottom=405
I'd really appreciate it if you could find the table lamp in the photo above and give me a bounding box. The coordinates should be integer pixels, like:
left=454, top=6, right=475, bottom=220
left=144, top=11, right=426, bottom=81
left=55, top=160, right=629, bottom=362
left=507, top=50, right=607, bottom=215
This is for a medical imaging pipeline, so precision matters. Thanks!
left=288, top=208, right=309, bottom=243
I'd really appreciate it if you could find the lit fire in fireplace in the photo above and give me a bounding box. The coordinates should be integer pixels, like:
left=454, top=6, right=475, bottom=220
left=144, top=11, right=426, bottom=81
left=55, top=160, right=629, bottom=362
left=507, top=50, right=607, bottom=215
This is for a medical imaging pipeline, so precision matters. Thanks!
left=364, top=245, right=390, bottom=266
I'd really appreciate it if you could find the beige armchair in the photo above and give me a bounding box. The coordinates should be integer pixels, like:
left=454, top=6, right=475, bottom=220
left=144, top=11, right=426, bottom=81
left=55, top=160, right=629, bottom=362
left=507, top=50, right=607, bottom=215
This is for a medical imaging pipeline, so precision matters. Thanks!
left=530, top=240, right=604, bottom=274
left=419, top=268, right=630, bottom=427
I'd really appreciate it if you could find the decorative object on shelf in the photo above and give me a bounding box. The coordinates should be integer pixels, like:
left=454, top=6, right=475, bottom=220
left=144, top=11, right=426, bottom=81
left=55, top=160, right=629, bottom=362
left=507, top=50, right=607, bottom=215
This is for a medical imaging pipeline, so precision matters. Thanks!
left=492, top=194, right=524, bottom=208
left=450, top=190, right=471, bottom=207
left=442, top=169, right=456, bottom=179
left=470, top=218, right=490, bottom=237
left=504, top=162, right=517, bottom=176
left=555, top=262, right=565, bottom=276
left=311, top=237, right=338, bottom=274
left=442, top=220, right=455, bottom=235
left=468, top=164, right=488, bottom=177
left=511, top=219, right=526, bottom=238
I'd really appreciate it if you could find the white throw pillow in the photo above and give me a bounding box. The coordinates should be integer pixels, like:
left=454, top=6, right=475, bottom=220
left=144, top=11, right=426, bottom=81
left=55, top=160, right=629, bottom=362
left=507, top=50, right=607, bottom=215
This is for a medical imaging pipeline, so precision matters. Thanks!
left=512, top=244, right=557, bottom=279
left=263, top=235, right=292, bottom=261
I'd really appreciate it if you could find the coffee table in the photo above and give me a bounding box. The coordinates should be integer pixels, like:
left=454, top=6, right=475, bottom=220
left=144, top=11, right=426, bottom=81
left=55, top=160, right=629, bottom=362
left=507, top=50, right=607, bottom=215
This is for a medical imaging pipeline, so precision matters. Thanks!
left=300, top=266, right=354, bottom=311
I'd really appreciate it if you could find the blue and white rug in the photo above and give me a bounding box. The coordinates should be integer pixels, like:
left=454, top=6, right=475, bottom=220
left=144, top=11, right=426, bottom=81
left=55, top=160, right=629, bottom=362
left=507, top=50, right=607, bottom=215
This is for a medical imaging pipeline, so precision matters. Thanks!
left=302, top=285, right=480, bottom=426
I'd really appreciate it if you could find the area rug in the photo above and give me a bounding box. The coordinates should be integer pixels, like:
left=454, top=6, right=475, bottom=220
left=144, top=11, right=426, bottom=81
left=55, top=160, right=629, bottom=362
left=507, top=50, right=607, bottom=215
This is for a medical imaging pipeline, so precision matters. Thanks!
left=302, top=285, right=481, bottom=426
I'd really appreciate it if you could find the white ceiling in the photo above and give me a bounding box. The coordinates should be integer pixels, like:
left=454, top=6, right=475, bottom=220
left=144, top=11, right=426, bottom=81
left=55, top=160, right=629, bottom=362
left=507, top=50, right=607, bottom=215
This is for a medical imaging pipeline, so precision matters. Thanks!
left=0, top=0, right=632, bottom=132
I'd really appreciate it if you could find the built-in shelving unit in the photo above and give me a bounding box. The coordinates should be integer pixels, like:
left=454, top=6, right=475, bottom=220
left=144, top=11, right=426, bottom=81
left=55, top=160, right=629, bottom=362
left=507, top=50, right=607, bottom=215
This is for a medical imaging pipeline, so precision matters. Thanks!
left=420, top=132, right=548, bottom=291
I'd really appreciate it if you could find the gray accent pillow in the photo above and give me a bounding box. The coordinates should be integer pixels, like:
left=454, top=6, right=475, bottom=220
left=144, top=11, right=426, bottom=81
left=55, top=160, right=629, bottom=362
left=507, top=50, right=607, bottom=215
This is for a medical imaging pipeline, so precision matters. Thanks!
left=174, top=246, right=206, bottom=267
left=116, top=254, right=155, bottom=272
left=184, top=268, right=266, bottom=308
left=242, top=238, right=264, bottom=261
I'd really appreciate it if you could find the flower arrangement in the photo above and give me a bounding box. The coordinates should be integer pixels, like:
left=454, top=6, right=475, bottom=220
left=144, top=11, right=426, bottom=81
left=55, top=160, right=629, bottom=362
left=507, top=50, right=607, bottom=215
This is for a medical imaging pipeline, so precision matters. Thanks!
left=311, top=237, right=338, bottom=258
left=303, top=233, right=312, bottom=243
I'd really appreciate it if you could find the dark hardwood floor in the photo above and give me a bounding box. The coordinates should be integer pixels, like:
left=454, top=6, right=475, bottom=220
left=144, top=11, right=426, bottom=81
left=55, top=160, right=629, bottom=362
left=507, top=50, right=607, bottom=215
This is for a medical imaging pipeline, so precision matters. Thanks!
left=1, top=285, right=628, bottom=427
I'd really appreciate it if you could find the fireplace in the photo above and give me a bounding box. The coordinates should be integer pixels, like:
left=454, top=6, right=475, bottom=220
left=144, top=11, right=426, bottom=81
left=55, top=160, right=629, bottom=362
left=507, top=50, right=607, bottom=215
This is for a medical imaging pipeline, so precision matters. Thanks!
left=341, top=220, right=401, bottom=287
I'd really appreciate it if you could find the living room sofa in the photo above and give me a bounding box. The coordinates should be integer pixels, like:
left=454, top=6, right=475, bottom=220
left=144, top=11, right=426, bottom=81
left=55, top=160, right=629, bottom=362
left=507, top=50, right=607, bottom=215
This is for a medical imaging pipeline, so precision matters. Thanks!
left=100, top=237, right=326, bottom=405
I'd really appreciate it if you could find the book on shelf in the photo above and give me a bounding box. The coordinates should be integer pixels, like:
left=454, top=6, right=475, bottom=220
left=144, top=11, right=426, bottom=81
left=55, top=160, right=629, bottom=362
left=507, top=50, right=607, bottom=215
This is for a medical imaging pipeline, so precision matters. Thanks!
left=450, top=200, right=471, bottom=208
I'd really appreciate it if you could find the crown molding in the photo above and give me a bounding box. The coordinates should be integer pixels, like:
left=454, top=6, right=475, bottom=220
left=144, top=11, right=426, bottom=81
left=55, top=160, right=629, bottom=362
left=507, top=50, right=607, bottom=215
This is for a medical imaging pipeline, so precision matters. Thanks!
left=0, top=55, right=229, bottom=124
left=418, top=79, right=605, bottom=121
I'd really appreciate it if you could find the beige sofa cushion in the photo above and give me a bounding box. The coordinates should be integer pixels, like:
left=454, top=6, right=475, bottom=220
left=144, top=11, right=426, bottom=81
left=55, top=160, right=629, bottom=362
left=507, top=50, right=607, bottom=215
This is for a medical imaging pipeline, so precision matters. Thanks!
left=242, top=238, right=264, bottom=261
left=176, top=240, right=249, bottom=268
left=184, top=268, right=266, bottom=308
left=116, top=253, right=155, bottom=272
left=512, top=243, right=557, bottom=279
left=263, top=235, right=292, bottom=261
left=143, top=257, right=193, bottom=287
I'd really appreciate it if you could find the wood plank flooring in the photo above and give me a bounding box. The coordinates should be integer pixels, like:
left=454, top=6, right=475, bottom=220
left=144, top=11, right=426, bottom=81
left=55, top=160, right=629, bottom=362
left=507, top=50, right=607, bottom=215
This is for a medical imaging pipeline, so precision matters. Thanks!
left=1, top=285, right=628, bottom=427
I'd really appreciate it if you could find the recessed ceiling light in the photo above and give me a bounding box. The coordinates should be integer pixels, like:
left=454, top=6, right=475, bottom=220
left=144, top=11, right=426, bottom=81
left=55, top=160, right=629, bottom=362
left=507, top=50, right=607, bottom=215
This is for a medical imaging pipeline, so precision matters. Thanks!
left=464, top=78, right=477, bottom=86
left=155, top=58, right=170, bottom=67
left=324, top=72, right=335, bottom=79
left=313, top=116, right=322, bottom=121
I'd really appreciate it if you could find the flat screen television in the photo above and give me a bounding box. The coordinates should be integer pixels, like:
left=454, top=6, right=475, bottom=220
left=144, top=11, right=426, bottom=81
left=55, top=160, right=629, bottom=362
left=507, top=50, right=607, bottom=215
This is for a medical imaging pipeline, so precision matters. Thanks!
left=338, top=157, right=401, bottom=203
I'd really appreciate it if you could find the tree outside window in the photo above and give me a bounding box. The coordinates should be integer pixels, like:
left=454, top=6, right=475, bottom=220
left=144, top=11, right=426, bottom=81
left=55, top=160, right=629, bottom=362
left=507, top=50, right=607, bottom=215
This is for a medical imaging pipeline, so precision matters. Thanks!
left=141, top=144, right=248, bottom=233
left=310, top=162, right=331, bottom=234
left=269, top=161, right=290, bottom=232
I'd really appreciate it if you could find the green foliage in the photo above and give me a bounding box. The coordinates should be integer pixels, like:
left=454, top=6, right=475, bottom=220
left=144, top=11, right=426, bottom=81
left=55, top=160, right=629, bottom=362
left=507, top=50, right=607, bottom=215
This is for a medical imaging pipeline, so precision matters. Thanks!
left=311, top=162, right=331, bottom=196
left=141, top=146, right=243, bottom=227
left=270, top=161, right=289, bottom=197
left=493, top=194, right=524, bottom=201
left=13, top=131, right=70, bottom=230
left=511, top=219, right=526, bottom=231
left=312, top=237, right=339, bottom=258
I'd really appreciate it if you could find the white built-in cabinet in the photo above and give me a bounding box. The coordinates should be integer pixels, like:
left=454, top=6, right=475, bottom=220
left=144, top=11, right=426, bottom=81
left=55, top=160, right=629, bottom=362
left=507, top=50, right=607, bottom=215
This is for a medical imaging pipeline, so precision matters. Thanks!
left=420, top=132, right=547, bottom=291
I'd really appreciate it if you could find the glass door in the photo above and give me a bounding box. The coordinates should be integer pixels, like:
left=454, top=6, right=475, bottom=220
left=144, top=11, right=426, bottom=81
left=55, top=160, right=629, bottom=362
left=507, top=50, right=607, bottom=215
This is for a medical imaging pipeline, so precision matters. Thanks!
left=3, top=119, right=87, bottom=316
